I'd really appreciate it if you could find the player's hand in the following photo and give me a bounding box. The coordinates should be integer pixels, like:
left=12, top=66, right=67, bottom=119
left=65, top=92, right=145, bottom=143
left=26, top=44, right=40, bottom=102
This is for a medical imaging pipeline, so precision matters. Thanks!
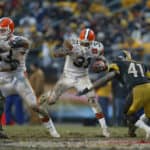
left=77, top=88, right=89, bottom=96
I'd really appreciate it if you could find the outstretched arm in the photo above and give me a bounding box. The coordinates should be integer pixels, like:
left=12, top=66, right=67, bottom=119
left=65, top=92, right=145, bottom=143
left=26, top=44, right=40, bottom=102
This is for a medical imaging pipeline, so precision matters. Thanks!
left=78, top=62, right=120, bottom=95
left=77, top=71, right=117, bottom=96
left=50, top=40, right=73, bottom=58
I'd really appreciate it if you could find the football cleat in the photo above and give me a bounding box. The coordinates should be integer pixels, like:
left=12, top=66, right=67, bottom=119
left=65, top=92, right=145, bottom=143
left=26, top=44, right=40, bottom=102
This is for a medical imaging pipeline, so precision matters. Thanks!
left=43, top=119, right=60, bottom=138
left=49, top=128, right=60, bottom=138
left=128, top=125, right=137, bottom=137
left=102, top=128, right=110, bottom=138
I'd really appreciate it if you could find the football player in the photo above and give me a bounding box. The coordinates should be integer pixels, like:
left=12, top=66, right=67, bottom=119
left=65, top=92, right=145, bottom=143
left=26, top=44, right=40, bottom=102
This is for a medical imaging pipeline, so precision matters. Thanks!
left=0, top=17, right=60, bottom=138
left=78, top=50, right=150, bottom=138
left=40, top=28, right=110, bottom=137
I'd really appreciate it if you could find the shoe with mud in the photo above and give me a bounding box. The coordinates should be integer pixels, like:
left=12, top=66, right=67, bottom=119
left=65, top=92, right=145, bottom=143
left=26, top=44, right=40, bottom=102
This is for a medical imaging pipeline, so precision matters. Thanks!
left=128, top=126, right=137, bottom=137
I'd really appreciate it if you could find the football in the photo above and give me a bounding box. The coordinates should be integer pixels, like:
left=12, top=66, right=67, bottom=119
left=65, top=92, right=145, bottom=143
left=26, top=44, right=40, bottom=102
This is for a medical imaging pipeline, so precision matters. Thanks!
left=92, top=60, right=106, bottom=72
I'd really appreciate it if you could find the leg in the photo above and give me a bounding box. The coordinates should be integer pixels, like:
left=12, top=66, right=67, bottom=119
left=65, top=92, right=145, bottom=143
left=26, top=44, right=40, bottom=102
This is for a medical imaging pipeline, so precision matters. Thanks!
left=39, top=74, right=70, bottom=105
left=88, top=95, right=110, bottom=137
left=125, top=86, right=150, bottom=138
left=124, top=92, right=137, bottom=137
left=13, top=95, right=25, bottom=125
left=15, top=75, right=60, bottom=138
left=0, top=91, right=8, bottom=138
left=98, top=97, right=110, bottom=125
left=114, top=98, right=126, bottom=126
left=48, top=75, right=70, bottom=105
left=32, top=104, right=60, bottom=138
left=5, top=95, right=14, bottom=125
left=77, top=76, right=110, bottom=137
left=40, top=75, right=73, bottom=137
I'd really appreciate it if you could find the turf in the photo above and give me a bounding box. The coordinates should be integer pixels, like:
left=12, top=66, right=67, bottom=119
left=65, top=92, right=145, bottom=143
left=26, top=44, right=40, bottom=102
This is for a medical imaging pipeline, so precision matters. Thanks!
left=0, top=124, right=150, bottom=150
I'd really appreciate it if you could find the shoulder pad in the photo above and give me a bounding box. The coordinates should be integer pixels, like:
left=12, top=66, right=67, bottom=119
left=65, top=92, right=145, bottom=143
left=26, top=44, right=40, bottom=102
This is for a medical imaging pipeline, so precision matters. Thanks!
left=91, top=41, right=104, bottom=55
left=9, top=36, right=30, bottom=49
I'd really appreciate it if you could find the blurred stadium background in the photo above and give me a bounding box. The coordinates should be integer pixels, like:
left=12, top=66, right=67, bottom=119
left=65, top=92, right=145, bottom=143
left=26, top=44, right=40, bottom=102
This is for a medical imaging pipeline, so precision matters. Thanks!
left=1, top=0, right=150, bottom=127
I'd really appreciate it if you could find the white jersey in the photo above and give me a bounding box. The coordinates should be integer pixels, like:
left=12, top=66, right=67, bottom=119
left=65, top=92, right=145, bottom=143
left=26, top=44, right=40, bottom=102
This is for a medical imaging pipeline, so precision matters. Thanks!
left=0, top=35, right=36, bottom=106
left=64, top=39, right=104, bottom=76
left=0, top=35, right=29, bottom=76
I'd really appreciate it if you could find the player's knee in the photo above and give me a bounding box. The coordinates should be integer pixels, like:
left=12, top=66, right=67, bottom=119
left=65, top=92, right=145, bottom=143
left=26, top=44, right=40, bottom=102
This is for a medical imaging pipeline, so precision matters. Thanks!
left=127, top=107, right=136, bottom=115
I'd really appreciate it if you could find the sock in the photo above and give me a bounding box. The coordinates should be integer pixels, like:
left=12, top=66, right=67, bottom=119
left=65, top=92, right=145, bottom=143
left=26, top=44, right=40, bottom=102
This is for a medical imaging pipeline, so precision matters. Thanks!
left=91, top=106, right=107, bottom=129
left=43, top=118, right=56, bottom=130
left=98, top=117, right=108, bottom=129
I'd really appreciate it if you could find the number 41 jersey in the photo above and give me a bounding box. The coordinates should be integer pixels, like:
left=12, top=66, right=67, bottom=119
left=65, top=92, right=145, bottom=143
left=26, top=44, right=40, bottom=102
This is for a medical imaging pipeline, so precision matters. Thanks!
left=64, top=40, right=104, bottom=76
left=113, top=60, right=150, bottom=90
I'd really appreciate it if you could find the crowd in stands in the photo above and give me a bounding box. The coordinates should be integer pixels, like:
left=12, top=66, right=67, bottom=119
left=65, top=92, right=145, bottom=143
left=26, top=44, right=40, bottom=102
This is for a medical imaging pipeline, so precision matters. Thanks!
left=0, top=0, right=150, bottom=125
left=0, top=0, right=150, bottom=76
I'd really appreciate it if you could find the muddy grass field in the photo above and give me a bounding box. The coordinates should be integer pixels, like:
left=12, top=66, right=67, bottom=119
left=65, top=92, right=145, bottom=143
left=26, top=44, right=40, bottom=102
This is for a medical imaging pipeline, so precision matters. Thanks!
left=0, top=124, right=150, bottom=150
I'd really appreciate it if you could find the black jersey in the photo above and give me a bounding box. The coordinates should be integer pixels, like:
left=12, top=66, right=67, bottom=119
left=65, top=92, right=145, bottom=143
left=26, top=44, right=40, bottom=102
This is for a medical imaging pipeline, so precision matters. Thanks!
left=112, top=60, right=150, bottom=90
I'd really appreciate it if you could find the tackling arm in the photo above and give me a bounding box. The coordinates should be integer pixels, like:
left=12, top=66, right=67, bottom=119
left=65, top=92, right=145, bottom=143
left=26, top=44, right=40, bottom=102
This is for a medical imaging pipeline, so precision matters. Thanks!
left=78, top=62, right=120, bottom=95
left=77, top=71, right=117, bottom=96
